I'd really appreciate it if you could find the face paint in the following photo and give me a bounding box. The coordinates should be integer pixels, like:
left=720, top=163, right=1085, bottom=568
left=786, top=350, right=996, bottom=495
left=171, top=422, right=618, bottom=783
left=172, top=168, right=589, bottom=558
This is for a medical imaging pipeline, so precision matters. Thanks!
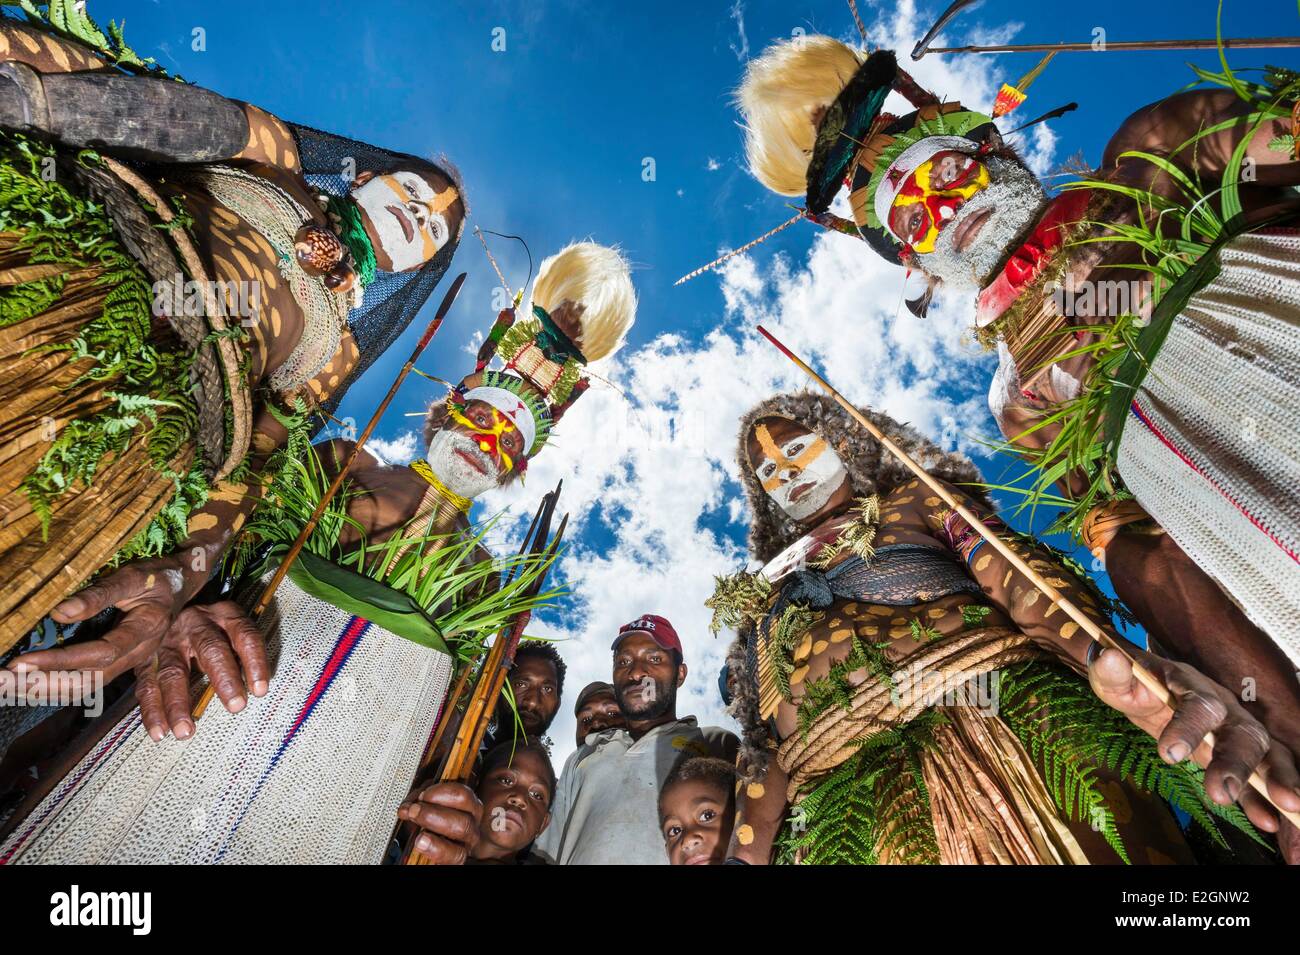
left=425, top=428, right=502, bottom=500
left=752, top=423, right=848, bottom=521
left=447, top=399, right=518, bottom=475
left=908, top=156, right=1048, bottom=290
left=351, top=171, right=455, bottom=272
left=889, top=151, right=990, bottom=253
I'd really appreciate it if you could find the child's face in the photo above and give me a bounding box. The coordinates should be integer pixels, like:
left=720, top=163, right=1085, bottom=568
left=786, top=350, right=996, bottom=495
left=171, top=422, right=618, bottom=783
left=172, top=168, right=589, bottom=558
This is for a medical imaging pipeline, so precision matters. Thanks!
left=659, top=778, right=735, bottom=865
left=477, top=749, right=552, bottom=854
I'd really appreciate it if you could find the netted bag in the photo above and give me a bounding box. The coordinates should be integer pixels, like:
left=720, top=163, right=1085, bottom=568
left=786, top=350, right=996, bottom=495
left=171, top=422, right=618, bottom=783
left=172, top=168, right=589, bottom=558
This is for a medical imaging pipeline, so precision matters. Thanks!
left=0, top=573, right=453, bottom=865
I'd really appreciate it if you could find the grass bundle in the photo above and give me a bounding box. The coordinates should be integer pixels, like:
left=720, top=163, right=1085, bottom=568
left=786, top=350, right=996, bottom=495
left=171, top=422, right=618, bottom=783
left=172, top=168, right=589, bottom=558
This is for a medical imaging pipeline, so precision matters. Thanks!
left=230, top=439, right=565, bottom=666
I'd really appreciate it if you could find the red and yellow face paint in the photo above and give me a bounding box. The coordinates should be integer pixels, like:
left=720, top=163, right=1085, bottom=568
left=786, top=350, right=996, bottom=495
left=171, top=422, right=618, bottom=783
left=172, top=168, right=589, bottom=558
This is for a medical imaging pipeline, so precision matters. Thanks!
left=754, top=423, right=828, bottom=492
left=447, top=398, right=520, bottom=474
left=889, top=151, right=990, bottom=254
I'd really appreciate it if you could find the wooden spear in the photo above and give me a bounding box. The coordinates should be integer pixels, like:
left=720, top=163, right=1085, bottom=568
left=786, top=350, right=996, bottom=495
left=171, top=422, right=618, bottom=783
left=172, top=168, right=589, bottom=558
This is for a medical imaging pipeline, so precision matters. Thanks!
left=404, top=485, right=567, bottom=864
left=757, top=324, right=1300, bottom=830
left=191, top=272, right=468, bottom=719
left=909, top=0, right=1300, bottom=59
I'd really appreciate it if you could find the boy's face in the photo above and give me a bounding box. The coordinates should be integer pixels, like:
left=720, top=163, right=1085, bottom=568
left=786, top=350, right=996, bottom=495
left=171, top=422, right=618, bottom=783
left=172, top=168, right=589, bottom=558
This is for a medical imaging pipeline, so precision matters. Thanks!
left=477, top=749, right=553, bottom=854
left=659, top=778, right=735, bottom=866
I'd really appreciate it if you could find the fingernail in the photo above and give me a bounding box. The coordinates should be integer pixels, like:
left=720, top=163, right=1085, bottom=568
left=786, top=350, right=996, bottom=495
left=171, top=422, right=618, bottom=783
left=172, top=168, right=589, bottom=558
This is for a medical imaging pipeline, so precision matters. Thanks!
left=148, top=726, right=164, bottom=742
left=174, top=720, right=194, bottom=740
left=1166, top=742, right=1189, bottom=762
left=416, top=834, right=432, bottom=852
left=58, top=597, right=83, bottom=616
left=1223, top=775, right=1242, bottom=802
left=227, top=695, right=246, bottom=713
left=253, top=680, right=268, bottom=696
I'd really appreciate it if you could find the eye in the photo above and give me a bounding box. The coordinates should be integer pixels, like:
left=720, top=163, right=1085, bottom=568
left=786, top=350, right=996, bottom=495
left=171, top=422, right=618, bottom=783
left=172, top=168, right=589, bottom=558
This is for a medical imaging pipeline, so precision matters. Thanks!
left=498, top=775, right=512, bottom=786
left=700, top=809, right=716, bottom=823
left=666, top=825, right=682, bottom=839
left=788, top=442, right=804, bottom=455
left=761, top=463, right=775, bottom=477
left=530, top=788, right=546, bottom=802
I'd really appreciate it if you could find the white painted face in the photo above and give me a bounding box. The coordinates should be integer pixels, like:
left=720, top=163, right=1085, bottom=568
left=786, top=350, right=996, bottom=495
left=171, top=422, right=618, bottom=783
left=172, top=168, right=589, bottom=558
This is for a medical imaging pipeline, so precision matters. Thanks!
left=425, top=428, right=502, bottom=500
left=350, top=171, right=454, bottom=272
left=751, top=422, right=849, bottom=521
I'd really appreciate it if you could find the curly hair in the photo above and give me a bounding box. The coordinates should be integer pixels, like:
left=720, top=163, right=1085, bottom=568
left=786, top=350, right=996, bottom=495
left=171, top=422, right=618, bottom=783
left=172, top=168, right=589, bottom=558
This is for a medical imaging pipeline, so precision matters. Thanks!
left=660, top=756, right=738, bottom=813
left=726, top=392, right=991, bottom=781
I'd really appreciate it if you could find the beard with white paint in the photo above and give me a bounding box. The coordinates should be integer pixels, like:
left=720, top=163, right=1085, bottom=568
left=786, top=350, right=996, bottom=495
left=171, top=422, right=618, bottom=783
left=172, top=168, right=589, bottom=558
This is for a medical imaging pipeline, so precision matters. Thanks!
left=425, top=428, right=502, bottom=500
left=911, top=156, right=1047, bottom=290
left=763, top=442, right=850, bottom=522
left=350, top=172, right=451, bottom=273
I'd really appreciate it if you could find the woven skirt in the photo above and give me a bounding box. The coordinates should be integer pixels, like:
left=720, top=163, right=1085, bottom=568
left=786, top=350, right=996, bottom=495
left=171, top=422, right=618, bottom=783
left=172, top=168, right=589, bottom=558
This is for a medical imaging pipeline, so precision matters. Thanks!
left=0, top=229, right=198, bottom=654
left=1116, top=229, right=1300, bottom=665
left=0, top=571, right=454, bottom=864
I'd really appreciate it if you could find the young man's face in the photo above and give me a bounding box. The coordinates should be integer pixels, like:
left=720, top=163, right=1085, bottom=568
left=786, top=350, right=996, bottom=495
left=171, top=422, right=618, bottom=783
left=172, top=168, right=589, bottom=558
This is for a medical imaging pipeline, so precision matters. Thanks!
left=660, top=778, right=735, bottom=865
left=477, top=749, right=552, bottom=854
left=574, top=690, right=625, bottom=747
left=612, top=631, right=684, bottom=721
left=505, top=655, right=560, bottom=738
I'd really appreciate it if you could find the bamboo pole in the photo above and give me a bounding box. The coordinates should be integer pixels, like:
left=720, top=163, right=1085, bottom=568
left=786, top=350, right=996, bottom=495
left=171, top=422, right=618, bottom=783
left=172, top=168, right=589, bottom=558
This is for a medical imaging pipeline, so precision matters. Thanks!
left=921, top=37, right=1300, bottom=56
left=403, top=490, right=567, bottom=864
left=757, top=324, right=1300, bottom=830
left=190, top=272, right=468, bottom=719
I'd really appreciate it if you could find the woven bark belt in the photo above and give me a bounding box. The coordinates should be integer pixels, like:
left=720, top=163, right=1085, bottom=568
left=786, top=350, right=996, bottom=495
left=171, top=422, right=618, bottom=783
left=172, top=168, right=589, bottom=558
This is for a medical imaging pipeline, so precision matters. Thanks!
left=777, top=626, right=1046, bottom=800
left=81, top=156, right=251, bottom=482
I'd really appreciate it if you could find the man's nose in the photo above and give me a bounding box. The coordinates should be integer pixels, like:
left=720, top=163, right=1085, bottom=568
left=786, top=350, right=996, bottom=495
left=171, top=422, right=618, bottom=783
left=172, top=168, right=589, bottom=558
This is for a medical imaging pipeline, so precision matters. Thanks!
left=505, top=791, right=527, bottom=811
left=682, top=830, right=704, bottom=853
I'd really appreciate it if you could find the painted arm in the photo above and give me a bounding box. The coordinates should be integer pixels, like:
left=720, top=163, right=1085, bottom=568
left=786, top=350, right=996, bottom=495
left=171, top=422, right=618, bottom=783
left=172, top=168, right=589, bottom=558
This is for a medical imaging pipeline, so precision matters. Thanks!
left=1, top=33, right=300, bottom=172
left=725, top=748, right=789, bottom=865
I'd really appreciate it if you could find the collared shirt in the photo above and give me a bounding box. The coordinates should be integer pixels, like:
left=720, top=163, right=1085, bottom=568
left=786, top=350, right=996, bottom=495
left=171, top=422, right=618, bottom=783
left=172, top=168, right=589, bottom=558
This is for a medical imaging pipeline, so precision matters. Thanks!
left=532, top=716, right=738, bottom=865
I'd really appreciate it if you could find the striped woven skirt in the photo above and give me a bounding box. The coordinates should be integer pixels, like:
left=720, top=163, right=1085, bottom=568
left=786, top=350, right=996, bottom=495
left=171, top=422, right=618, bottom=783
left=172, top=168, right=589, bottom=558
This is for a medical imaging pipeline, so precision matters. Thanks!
left=0, top=572, right=454, bottom=864
left=1116, top=229, right=1300, bottom=665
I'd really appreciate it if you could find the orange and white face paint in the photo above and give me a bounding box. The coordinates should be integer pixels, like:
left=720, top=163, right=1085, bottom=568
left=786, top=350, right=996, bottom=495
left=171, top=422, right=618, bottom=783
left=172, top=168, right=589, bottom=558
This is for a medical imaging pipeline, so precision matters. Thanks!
left=888, top=150, right=990, bottom=253
left=750, top=422, right=848, bottom=521
left=351, top=170, right=457, bottom=271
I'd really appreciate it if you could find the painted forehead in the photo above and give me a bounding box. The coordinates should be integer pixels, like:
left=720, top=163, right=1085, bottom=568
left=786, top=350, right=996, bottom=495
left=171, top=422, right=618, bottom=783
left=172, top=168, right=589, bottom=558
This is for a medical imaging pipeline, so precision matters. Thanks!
left=746, top=416, right=817, bottom=462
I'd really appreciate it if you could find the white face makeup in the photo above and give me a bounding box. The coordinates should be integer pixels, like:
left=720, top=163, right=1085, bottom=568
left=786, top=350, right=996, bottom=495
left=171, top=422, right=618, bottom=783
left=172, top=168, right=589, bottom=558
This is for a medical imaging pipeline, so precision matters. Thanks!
left=425, top=428, right=502, bottom=500
left=752, top=425, right=849, bottom=521
left=912, top=156, right=1047, bottom=290
left=350, top=171, right=453, bottom=272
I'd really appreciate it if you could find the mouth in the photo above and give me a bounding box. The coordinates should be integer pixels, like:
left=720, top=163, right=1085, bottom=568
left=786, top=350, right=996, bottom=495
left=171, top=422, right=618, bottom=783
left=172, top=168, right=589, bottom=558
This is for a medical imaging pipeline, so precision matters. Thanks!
left=386, top=204, right=414, bottom=243
left=952, top=206, right=993, bottom=253
left=788, top=481, right=815, bottom=503
left=683, top=852, right=716, bottom=866
left=500, top=808, right=525, bottom=832
left=454, top=446, right=489, bottom=475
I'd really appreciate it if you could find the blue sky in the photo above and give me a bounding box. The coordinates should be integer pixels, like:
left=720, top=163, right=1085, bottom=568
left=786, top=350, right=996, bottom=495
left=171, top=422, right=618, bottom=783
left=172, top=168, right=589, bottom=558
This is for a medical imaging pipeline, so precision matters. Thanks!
left=98, top=0, right=1300, bottom=761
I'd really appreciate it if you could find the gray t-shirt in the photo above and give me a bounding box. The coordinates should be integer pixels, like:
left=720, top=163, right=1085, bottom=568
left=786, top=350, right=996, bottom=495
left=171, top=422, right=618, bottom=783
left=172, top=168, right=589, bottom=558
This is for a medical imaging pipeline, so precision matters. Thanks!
left=532, top=716, right=738, bottom=865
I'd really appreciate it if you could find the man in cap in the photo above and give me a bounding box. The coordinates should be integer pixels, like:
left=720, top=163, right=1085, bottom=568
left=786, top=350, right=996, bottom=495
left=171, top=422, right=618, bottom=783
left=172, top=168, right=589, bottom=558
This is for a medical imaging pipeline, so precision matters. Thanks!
left=572, top=681, right=625, bottom=749
left=530, top=614, right=738, bottom=865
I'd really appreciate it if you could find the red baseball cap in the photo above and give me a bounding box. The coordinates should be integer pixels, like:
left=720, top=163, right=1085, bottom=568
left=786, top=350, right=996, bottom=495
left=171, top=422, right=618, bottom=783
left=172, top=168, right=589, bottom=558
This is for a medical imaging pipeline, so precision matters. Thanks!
left=611, top=614, right=683, bottom=657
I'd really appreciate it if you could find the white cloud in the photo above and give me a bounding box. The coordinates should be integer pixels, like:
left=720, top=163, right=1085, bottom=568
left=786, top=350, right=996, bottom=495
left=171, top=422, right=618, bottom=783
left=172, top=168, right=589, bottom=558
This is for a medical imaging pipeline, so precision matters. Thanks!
left=474, top=1, right=1058, bottom=770
left=366, top=430, right=420, bottom=466
left=706, top=157, right=721, bottom=172
left=728, top=0, right=749, bottom=62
